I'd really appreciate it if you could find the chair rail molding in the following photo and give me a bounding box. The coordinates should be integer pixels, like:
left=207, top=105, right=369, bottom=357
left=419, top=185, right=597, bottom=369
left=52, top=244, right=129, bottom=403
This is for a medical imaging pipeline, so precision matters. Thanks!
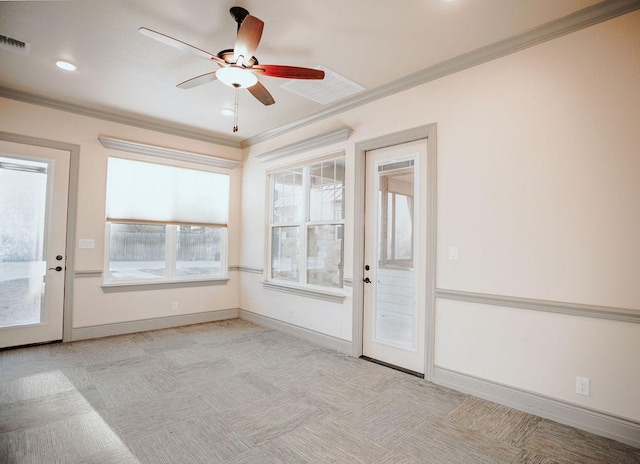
left=435, top=289, right=640, bottom=323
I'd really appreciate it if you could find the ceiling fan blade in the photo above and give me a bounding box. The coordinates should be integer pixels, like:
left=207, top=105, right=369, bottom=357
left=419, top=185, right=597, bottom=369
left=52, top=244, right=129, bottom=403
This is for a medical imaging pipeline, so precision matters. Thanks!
left=252, top=65, right=325, bottom=80
left=177, top=72, right=217, bottom=89
left=139, top=27, right=226, bottom=66
left=247, top=81, right=275, bottom=106
left=233, top=15, right=264, bottom=63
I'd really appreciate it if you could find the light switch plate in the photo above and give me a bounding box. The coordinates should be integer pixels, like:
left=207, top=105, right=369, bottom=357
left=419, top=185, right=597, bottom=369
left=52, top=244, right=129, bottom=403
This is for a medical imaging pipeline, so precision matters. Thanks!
left=79, top=239, right=95, bottom=249
left=449, top=246, right=458, bottom=260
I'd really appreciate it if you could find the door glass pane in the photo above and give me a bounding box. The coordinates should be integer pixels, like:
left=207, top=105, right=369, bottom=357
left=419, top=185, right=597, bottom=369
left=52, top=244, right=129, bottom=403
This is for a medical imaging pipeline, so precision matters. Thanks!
left=176, top=226, right=225, bottom=278
left=0, top=157, right=48, bottom=328
left=271, top=226, right=300, bottom=282
left=108, top=223, right=166, bottom=280
left=376, top=161, right=415, bottom=348
left=307, top=224, right=343, bottom=288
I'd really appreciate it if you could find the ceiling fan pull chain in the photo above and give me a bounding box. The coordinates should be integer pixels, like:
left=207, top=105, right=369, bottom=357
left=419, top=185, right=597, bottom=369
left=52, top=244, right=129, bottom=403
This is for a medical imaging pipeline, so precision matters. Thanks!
left=233, top=85, right=240, bottom=132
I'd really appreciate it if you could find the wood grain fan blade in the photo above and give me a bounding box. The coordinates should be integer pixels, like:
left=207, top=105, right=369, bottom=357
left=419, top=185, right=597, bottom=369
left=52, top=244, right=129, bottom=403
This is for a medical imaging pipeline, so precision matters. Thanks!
left=247, top=81, right=275, bottom=106
left=177, top=72, right=217, bottom=89
left=139, top=27, right=226, bottom=65
left=234, top=15, right=264, bottom=63
left=253, top=65, right=324, bottom=80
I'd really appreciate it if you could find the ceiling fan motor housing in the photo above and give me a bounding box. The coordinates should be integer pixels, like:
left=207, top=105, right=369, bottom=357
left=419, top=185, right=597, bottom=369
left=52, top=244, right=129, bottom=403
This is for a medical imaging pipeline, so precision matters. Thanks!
left=217, top=49, right=258, bottom=66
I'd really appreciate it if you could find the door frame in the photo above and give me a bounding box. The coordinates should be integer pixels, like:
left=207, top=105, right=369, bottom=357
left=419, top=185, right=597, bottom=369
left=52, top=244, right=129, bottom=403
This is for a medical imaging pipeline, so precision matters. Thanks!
left=352, top=124, right=437, bottom=380
left=0, top=131, right=80, bottom=343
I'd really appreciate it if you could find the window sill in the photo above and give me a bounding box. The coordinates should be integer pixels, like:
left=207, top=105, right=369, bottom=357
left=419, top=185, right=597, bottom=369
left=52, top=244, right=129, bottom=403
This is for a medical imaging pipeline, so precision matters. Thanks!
left=101, top=278, right=229, bottom=293
left=261, top=281, right=345, bottom=304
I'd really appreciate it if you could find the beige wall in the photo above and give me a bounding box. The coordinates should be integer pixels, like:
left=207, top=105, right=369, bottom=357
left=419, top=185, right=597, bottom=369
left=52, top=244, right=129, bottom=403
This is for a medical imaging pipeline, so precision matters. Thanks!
left=241, top=11, right=640, bottom=421
left=0, top=98, right=243, bottom=328
left=435, top=299, right=640, bottom=421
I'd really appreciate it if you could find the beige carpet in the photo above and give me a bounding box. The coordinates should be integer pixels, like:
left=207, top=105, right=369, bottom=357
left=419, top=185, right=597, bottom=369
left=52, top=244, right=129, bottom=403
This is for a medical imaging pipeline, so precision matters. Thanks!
left=1, top=319, right=638, bottom=463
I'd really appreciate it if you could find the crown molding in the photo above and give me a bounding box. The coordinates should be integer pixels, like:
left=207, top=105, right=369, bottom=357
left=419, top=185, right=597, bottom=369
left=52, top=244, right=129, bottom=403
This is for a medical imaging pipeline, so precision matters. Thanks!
left=241, top=0, right=640, bottom=148
left=98, top=136, right=241, bottom=169
left=255, top=126, right=352, bottom=162
left=0, top=87, right=241, bottom=149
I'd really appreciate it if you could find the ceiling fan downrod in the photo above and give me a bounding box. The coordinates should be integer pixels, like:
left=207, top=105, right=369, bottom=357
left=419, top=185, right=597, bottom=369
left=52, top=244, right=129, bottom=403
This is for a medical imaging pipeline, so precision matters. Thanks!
left=229, top=6, right=250, bottom=31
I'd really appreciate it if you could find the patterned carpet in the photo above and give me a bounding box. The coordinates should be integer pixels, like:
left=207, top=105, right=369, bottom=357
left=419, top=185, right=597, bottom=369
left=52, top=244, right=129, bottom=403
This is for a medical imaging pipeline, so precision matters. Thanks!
left=1, top=319, right=638, bottom=463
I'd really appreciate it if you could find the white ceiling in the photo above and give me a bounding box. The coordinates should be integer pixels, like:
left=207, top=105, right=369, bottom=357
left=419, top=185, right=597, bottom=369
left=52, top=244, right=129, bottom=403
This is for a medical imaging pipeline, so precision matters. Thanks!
left=0, top=0, right=602, bottom=145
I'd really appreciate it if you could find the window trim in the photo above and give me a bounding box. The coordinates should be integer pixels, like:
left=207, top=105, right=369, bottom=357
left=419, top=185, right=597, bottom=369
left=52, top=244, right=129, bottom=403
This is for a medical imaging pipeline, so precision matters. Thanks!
left=266, top=153, right=346, bottom=294
left=261, top=281, right=346, bottom=304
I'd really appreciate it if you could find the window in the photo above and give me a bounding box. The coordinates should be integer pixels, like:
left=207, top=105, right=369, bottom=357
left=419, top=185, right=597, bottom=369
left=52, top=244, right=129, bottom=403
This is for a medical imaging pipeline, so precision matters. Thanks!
left=105, top=157, right=229, bottom=283
left=269, top=156, right=345, bottom=289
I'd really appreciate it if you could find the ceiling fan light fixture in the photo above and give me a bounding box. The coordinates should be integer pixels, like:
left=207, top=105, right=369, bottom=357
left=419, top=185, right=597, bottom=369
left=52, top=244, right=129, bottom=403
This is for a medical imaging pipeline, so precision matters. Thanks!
left=216, top=66, right=257, bottom=88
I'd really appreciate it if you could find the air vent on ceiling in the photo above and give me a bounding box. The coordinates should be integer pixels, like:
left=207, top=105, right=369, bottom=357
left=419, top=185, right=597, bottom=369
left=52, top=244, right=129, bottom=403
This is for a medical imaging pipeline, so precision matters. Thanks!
left=0, top=34, right=31, bottom=55
left=280, top=66, right=364, bottom=105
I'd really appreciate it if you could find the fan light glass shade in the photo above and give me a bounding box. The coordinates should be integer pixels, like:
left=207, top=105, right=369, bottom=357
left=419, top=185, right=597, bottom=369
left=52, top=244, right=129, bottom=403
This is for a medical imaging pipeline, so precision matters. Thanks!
left=216, top=66, right=257, bottom=88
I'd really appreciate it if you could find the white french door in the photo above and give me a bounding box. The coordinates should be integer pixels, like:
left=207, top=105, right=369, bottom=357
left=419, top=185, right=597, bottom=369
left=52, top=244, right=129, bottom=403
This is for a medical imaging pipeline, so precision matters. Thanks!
left=363, top=139, right=427, bottom=374
left=0, top=140, right=70, bottom=349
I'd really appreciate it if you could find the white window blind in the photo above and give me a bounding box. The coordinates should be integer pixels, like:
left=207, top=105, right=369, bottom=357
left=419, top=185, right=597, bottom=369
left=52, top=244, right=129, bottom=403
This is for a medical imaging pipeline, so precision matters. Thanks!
left=106, top=157, right=229, bottom=225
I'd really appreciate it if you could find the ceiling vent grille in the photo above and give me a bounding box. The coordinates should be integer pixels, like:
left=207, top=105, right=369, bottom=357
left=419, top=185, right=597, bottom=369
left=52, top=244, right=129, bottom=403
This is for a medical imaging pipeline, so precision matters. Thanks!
left=0, top=34, right=31, bottom=55
left=280, top=66, right=364, bottom=105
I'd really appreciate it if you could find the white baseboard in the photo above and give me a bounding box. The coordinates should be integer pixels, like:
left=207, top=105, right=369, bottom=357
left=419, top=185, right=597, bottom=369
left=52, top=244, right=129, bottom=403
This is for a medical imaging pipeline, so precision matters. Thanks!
left=239, top=309, right=352, bottom=354
left=71, top=309, right=238, bottom=341
left=433, top=366, right=640, bottom=448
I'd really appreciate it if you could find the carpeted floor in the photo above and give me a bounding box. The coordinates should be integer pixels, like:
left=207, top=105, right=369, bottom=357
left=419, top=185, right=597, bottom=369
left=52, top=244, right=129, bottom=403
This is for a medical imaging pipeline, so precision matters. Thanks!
left=1, top=319, right=638, bottom=463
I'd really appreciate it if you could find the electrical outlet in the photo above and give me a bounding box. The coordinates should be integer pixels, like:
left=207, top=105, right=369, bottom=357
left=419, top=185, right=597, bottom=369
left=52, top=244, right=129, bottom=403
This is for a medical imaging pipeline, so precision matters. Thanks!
left=171, top=302, right=178, bottom=311
left=576, top=376, right=590, bottom=396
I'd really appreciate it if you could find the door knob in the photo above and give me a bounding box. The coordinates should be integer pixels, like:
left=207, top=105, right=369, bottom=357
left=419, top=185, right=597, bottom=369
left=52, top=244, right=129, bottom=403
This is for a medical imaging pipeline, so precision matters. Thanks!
left=48, top=266, right=63, bottom=272
left=363, top=277, right=371, bottom=284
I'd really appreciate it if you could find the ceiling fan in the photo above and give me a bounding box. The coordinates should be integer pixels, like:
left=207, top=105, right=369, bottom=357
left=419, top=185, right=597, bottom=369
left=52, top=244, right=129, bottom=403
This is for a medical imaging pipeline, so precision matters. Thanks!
left=140, top=6, right=325, bottom=132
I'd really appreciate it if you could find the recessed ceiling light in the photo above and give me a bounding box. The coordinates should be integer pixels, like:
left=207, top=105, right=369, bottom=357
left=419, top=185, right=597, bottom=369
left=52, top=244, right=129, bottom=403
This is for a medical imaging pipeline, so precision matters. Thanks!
left=56, top=60, right=77, bottom=71
left=221, top=108, right=234, bottom=116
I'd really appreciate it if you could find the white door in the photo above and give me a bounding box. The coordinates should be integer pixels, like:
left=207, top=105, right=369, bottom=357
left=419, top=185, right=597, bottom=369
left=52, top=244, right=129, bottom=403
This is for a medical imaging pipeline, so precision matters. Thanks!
left=363, top=140, right=427, bottom=374
left=0, top=140, right=70, bottom=348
